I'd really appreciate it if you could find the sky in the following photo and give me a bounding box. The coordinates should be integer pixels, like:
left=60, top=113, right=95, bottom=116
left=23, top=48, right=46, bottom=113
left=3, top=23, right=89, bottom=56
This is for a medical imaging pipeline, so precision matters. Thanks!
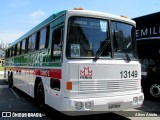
left=0, top=0, right=160, bottom=44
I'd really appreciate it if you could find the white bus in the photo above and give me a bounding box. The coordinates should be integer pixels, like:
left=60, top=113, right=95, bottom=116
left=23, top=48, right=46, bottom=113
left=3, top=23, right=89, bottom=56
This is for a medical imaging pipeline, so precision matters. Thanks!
left=5, top=8, right=144, bottom=115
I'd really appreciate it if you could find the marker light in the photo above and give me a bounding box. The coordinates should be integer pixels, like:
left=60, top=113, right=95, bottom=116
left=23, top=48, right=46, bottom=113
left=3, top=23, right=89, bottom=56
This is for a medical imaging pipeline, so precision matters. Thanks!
left=66, top=82, right=72, bottom=90
left=79, top=7, right=84, bottom=10
left=120, top=15, right=128, bottom=18
left=74, top=8, right=79, bottom=10
left=74, top=8, right=84, bottom=10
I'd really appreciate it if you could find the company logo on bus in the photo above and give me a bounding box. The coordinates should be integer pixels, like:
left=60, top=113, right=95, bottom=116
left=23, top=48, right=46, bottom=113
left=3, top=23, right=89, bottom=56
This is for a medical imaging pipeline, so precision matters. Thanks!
left=80, top=67, right=93, bottom=79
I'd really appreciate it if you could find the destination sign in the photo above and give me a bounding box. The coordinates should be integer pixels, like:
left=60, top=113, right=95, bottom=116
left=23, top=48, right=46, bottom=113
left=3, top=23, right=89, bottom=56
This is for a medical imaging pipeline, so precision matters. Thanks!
left=73, top=19, right=108, bottom=32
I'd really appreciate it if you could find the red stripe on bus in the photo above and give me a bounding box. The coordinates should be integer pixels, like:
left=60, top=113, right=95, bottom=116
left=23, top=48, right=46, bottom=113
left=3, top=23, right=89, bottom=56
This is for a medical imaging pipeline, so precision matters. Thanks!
left=49, top=69, right=61, bottom=79
left=34, top=70, right=40, bottom=75
left=34, top=69, right=61, bottom=79
left=8, top=68, right=62, bottom=79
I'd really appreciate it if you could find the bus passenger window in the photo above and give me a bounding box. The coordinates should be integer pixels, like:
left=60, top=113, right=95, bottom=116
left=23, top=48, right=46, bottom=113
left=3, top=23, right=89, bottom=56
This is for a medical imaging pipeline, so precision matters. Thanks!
left=11, top=47, right=14, bottom=57
left=5, top=50, right=8, bottom=58
left=39, top=25, right=50, bottom=49
left=28, top=33, right=36, bottom=52
left=21, top=39, right=26, bottom=54
left=32, top=34, right=36, bottom=50
left=14, top=45, right=17, bottom=56
left=45, top=26, right=50, bottom=48
left=8, top=49, right=10, bottom=57
left=28, top=36, right=32, bottom=52
left=51, top=27, right=63, bottom=59
left=35, top=31, right=40, bottom=50
left=17, top=42, right=21, bottom=55
left=40, top=27, right=47, bottom=49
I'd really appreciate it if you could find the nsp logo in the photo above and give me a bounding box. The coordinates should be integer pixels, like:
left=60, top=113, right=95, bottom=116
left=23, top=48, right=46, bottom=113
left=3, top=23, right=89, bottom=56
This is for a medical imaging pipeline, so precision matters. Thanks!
left=80, top=67, right=93, bottom=79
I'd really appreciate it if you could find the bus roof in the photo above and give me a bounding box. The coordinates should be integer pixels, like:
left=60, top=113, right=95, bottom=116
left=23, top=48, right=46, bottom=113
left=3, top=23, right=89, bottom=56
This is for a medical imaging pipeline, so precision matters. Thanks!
left=67, top=10, right=135, bottom=25
left=9, top=9, right=135, bottom=47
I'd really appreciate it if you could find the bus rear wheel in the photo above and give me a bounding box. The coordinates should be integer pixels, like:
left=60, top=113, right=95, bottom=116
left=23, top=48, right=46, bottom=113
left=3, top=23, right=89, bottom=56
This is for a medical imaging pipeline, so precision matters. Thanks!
left=36, top=81, right=45, bottom=108
left=149, top=82, right=160, bottom=100
left=8, top=72, right=13, bottom=88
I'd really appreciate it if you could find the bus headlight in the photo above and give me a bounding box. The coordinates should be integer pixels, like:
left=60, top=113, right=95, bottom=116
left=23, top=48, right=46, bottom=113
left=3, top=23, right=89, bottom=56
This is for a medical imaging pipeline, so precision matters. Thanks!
left=75, top=102, right=83, bottom=110
left=85, top=101, right=92, bottom=110
left=138, top=96, right=144, bottom=104
left=133, top=97, right=138, bottom=105
left=133, top=96, right=144, bottom=105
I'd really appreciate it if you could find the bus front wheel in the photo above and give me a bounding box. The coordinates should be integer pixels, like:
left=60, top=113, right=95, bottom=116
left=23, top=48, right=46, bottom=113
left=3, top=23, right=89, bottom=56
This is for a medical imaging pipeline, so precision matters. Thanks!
left=36, top=81, right=45, bottom=108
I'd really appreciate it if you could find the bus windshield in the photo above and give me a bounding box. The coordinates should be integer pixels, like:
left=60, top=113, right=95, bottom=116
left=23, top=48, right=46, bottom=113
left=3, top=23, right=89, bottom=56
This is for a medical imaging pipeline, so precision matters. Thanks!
left=66, top=16, right=137, bottom=60
left=112, top=21, right=137, bottom=60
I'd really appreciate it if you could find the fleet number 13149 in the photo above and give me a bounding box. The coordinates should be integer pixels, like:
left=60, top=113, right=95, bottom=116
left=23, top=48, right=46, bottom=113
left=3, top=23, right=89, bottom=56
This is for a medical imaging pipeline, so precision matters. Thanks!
left=120, top=70, right=138, bottom=78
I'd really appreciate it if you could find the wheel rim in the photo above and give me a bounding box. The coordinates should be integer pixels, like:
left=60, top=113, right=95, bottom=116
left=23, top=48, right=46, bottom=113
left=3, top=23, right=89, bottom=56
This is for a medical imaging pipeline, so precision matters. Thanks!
left=150, top=84, right=160, bottom=98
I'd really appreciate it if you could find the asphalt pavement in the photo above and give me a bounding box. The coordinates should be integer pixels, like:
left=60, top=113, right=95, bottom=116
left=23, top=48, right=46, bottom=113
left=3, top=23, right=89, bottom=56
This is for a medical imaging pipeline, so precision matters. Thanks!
left=0, top=77, right=51, bottom=120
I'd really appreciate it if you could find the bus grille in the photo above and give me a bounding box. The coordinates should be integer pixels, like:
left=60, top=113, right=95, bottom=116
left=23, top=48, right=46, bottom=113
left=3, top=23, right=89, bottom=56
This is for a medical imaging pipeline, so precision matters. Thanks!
left=79, top=79, right=139, bottom=93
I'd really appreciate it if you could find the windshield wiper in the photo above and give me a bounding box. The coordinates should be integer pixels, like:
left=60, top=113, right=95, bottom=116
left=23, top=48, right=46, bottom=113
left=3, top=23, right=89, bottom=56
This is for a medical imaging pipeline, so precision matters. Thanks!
left=93, top=40, right=110, bottom=61
left=124, top=42, right=131, bottom=62
left=113, top=30, right=131, bottom=62
left=125, top=53, right=131, bottom=62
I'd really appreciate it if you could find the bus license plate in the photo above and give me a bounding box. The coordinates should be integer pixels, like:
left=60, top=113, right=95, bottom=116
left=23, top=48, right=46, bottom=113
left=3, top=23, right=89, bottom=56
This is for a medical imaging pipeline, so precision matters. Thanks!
left=108, top=103, right=121, bottom=110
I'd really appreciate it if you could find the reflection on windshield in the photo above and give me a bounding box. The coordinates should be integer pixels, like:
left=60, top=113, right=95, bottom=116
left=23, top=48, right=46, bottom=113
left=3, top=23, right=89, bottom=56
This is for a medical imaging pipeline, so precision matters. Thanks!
left=66, top=16, right=137, bottom=60
left=111, top=22, right=137, bottom=60
left=66, top=17, right=111, bottom=58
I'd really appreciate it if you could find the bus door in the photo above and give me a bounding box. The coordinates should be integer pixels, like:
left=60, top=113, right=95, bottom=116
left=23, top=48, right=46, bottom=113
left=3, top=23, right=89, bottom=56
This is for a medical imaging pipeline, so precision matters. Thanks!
left=46, top=19, right=64, bottom=109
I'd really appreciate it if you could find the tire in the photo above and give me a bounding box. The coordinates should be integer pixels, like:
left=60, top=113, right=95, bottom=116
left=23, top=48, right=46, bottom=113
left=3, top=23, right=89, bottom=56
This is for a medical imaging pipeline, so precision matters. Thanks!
left=36, top=81, right=45, bottom=108
left=148, top=81, right=160, bottom=100
left=8, top=72, right=13, bottom=88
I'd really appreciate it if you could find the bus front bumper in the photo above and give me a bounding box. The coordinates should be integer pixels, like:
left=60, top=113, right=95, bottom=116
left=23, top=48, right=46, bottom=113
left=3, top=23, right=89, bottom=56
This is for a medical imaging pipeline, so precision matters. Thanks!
left=61, top=92, right=144, bottom=115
